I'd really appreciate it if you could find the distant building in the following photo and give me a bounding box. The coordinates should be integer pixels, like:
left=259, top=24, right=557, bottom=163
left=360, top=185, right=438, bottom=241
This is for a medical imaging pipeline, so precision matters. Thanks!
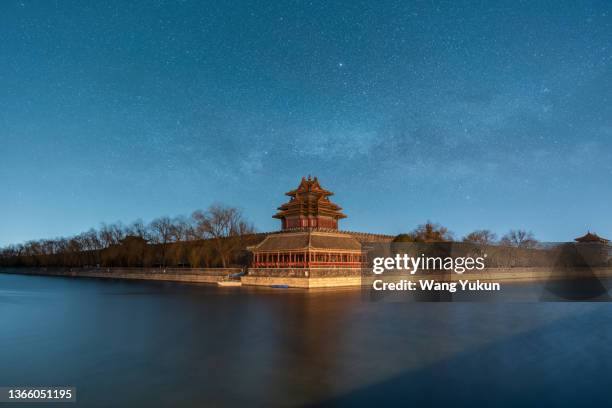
left=574, top=232, right=610, bottom=244
left=572, top=231, right=611, bottom=267
left=248, top=177, right=371, bottom=272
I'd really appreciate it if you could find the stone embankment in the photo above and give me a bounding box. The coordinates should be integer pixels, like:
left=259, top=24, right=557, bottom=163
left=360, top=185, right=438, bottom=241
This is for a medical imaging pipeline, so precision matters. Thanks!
left=242, top=267, right=612, bottom=288
left=2, top=267, right=241, bottom=284
left=4, top=266, right=612, bottom=289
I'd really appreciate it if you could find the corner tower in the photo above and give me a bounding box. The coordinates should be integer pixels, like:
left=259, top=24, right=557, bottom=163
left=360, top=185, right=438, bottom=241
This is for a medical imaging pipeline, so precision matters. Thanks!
left=273, top=176, right=346, bottom=230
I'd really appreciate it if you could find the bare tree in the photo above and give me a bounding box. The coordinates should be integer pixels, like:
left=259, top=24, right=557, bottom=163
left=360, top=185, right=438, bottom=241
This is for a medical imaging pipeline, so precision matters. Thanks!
left=410, top=221, right=454, bottom=243
left=126, top=219, right=149, bottom=240
left=187, top=244, right=204, bottom=268
left=79, top=228, right=102, bottom=265
left=192, top=204, right=255, bottom=267
left=149, top=216, right=175, bottom=266
left=98, top=224, right=116, bottom=247
left=170, top=216, right=192, bottom=242
left=463, top=230, right=497, bottom=245
left=500, top=230, right=538, bottom=248
left=110, top=222, right=126, bottom=243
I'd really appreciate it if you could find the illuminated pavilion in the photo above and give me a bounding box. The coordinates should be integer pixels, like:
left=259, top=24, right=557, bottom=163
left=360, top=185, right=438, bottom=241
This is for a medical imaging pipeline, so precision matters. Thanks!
left=248, top=176, right=367, bottom=271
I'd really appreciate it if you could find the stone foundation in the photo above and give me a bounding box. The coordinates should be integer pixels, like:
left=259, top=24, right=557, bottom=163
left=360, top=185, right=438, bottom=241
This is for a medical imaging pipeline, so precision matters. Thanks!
left=241, top=275, right=362, bottom=288
left=242, top=267, right=363, bottom=288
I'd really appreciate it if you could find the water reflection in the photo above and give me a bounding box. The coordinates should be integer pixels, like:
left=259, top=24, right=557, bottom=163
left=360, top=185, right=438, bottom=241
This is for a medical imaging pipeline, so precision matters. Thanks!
left=1, top=272, right=611, bottom=407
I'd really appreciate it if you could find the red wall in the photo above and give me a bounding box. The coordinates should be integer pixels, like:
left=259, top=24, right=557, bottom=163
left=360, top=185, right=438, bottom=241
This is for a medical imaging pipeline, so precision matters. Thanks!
left=283, top=216, right=337, bottom=229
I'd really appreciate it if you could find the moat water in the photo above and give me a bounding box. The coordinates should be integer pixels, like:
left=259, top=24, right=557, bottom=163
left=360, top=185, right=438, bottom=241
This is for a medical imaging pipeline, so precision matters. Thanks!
left=2, top=271, right=612, bottom=407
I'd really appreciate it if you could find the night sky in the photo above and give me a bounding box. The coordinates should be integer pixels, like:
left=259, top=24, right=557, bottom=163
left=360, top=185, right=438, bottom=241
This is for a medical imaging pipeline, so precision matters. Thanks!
left=1, top=0, right=611, bottom=246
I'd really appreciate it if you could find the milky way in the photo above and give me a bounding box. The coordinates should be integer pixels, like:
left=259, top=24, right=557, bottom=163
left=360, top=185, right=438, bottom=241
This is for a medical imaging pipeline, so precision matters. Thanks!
left=1, top=0, right=610, bottom=244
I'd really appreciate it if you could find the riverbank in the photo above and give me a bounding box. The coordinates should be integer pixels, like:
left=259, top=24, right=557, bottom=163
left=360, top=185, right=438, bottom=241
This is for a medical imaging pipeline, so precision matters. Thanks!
left=0, top=267, right=240, bottom=285
left=3, top=266, right=612, bottom=289
left=242, top=267, right=612, bottom=288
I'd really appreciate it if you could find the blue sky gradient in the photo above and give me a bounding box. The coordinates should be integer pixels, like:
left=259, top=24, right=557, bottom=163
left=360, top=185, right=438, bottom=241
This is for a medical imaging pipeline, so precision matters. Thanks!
left=1, top=0, right=611, bottom=245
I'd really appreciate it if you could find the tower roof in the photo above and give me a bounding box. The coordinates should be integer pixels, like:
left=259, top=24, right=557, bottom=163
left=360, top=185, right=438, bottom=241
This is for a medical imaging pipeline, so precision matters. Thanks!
left=273, top=176, right=346, bottom=225
left=574, top=232, right=609, bottom=243
left=284, top=176, right=333, bottom=197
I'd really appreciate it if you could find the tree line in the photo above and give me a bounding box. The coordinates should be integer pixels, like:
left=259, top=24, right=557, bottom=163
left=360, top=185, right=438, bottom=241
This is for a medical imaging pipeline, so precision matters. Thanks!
left=393, top=221, right=538, bottom=248
left=391, top=222, right=572, bottom=268
left=0, top=217, right=546, bottom=269
left=389, top=222, right=612, bottom=267
left=0, top=204, right=258, bottom=268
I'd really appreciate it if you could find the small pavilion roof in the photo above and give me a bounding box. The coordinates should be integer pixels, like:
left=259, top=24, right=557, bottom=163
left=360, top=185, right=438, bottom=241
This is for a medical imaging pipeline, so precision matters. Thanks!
left=574, top=232, right=609, bottom=243
left=251, top=230, right=362, bottom=252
